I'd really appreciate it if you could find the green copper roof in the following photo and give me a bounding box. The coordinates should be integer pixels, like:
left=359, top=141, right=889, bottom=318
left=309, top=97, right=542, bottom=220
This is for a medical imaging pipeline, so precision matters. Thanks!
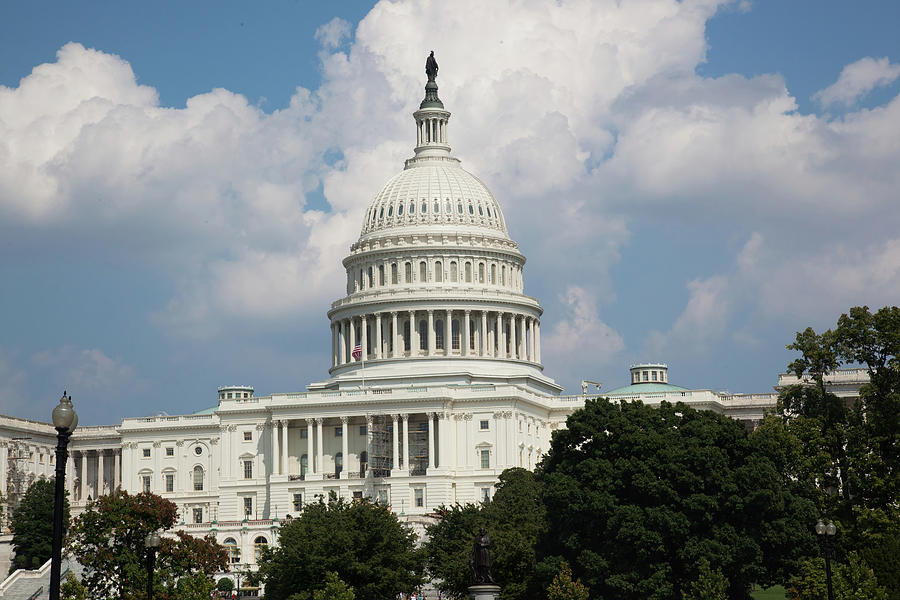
left=420, top=80, right=444, bottom=109
left=192, top=406, right=218, bottom=415
left=604, top=382, right=689, bottom=395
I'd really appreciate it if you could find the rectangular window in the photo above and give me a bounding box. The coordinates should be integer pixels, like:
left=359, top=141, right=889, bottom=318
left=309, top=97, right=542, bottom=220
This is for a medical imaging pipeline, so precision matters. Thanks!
left=482, top=487, right=491, bottom=502
left=300, top=428, right=308, bottom=439
left=479, top=420, right=489, bottom=430
left=293, top=493, right=302, bottom=511
left=193, top=508, right=203, bottom=524
left=166, top=447, right=174, bottom=457
left=391, top=263, right=398, bottom=284
left=335, top=427, right=343, bottom=437
left=414, top=488, right=424, bottom=508
left=481, top=449, right=490, bottom=469
left=652, top=371, right=657, bottom=381
left=142, top=475, right=151, bottom=492
left=243, top=460, right=253, bottom=480
left=142, top=448, right=151, bottom=458
left=378, top=489, right=389, bottom=504
left=243, top=431, right=252, bottom=441
left=352, top=491, right=363, bottom=500
left=360, top=425, right=367, bottom=436
left=165, top=474, right=174, bottom=492
left=243, top=497, right=253, bottom=516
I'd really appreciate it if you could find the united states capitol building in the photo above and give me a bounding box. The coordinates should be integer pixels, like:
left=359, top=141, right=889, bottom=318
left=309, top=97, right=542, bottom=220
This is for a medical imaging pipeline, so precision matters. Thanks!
left=0, top=65, right=869, bottom=589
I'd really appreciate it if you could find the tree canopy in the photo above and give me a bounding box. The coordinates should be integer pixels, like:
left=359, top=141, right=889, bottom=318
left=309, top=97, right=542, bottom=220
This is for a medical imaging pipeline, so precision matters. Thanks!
left=538, top=398, right=816, bottom=600
left=254, top=496, right=424, bottom=600
left=67, top=491, right=227, bottom=600
left=9, top=478, right=69, bottom=573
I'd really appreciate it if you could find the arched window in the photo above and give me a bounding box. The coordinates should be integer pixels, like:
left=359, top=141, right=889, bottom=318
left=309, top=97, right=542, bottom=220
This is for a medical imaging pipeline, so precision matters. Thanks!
left=224, top=538, right=240, bottom=564
left=421, top=201, right=427, bottom=214
left=388, top=204, right=393, bottom=217
left=193, top=466, right=204, bottom=491
left=491, top=264, right=497, bottom=284
left=457, top=202, right=463, bottom=214
left=445, top=199, right=451, bottom=213
left=478, top=205, right=484, bottom=216
left=409, top=202, right=415, bottom=214
left=435, top=261, right=443, bottom=283
left=391, top=263, right=398, bottom=284
left=433, top=200, right=439, bottom=213
left=435, top=319, right=444, bottom=350
left=398, top=203, right=404, bottom=216
left=452, top=320, right=460, bottom=350
left=468, top=203, right=474, bottom=215
left=379, top=206, right=384, bottom=219
left=465, top=262, right=472, bottom=283
left=419, top=261, right=427, bottom=282
left=367, top=266, right=373, bottom=288
left=253, top=536, right=268, bottom=562
left=502, top=265, right=507, bottom=286
left=335, top=452, right=343, bottom=477
left=301, top=454, right=308, bottom=479
left=359, top=451, right=368, bottom=478
left=487, top=206, right=492, bottom=217
left=450, top=261, right=458, bottom=282
left=404, top=262, right=412, bottom=283
left=419, top=320, right=428, bottom=350
left=378, top=264, right=385, bottom=286
left=478, top=263, right=485, bottom=283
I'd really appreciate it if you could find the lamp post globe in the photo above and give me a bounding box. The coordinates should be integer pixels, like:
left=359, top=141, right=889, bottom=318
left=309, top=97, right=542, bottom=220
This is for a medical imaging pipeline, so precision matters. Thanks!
left=816, top=518, right=836, bottom=600
left=49, top=391, right=77, bottom=600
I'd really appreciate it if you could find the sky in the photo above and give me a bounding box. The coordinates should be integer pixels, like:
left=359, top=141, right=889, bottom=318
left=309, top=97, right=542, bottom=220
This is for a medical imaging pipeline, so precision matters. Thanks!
left=1, top=0, right=899, bottom=425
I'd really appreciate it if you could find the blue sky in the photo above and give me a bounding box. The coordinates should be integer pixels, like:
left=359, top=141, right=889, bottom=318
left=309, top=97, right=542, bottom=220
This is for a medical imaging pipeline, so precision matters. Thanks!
left=2, top=0, right=899, bottom=424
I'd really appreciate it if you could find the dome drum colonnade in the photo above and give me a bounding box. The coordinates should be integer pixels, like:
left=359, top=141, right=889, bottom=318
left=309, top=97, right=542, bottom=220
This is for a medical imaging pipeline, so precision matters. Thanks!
left=327, top=65, right=543, bottom=375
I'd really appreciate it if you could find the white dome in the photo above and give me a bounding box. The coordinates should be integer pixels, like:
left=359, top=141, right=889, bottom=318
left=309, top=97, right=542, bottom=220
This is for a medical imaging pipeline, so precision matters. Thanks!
left=360, top=162, right=508, bottom=238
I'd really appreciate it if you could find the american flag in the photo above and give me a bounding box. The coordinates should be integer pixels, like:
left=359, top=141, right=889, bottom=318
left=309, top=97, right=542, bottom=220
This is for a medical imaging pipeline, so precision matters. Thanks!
left=352, top=344, right=362, bottom=360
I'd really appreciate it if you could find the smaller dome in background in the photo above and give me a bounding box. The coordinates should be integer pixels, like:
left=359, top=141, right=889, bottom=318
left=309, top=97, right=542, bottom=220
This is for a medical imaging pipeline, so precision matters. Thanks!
left=605, top=363, right=688, bottom=395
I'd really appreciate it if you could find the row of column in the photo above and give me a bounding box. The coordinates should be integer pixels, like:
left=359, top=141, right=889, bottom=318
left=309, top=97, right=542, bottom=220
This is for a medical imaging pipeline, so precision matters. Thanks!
left=350, top=258, right=523, bottom=294
left=331, top=310, right=540, bottom=366
left=269, top=413, right=448, bottom=478
left=70, top=449, right=121, bottom=502
left=417, top=116, right=447, bottom=146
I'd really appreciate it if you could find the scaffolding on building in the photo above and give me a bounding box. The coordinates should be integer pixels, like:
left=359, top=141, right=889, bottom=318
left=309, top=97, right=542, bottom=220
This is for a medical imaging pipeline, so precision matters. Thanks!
left=408, top=419, right=429, bottom=476
left=366, top=415, right=431, bottom=477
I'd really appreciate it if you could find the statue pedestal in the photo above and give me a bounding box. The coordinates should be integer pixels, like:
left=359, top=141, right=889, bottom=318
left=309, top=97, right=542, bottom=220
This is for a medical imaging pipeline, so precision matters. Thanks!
left=468, top=584, right=500, bottom=600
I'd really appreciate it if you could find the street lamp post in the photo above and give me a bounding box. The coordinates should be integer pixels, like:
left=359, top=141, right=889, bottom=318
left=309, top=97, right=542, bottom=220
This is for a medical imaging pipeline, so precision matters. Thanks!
left=145, top=531, right=162, bottom=600
left=49, top=391, right=78, bottom=600
left=816, top=518, right=837, bottom=600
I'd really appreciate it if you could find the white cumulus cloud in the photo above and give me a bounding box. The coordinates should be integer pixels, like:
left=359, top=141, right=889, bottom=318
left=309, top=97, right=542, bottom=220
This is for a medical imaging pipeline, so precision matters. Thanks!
left=813, top=56, right=900, bottom=108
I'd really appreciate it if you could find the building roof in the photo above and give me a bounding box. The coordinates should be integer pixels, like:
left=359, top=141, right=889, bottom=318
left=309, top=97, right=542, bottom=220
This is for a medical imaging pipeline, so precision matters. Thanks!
left=604, top=382, right=689, bottom=395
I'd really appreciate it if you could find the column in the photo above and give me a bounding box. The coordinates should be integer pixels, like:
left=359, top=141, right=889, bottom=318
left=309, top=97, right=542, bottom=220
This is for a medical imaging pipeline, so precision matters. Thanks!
left=466, top=416, right=474, bottom=468
left=391, top=312, right=399, bottom=358
left=66, top=451, right=75, bottom=498
left=509, top=314, right=516, bottom=359
left=340, top=417, right=349, bottom=479
left=402, top=414, right=410, bottom=471
left=463, top=310, right=471, bottom=357
left=528, top=318, right=535, bottom=361
left=437, top=413, right=449, bottom=469
left=80, top=452, right=86, bottom=502
left=361, top=315, right=368, bottom=359
left=499, top=313, right=507, bottom=359
left=306, top=419, right=315, bottom=475
left=375, top=313, right=383, bottom=359
left=480, top=311, right=487, bottom=356
left=349, top=319, right=357, bottom=361
left=392, top=414, right=400, bottom=471
left=445, top=310, right=452, bottom=355
left=98, top=451, right=105, bottom=496
left=114, top=450, right=120, bottom=491
left=410, top=310, right=418, bottom=356
left=153, top=443, right=161, bottom=493
left=339, top=320, right=347, bottom=365
left=316, top=418, right=324, bottom=475
left=272, top=421, right=281, bottom=475
left=427, top=310, right=435, bottom=356
left=332, top=322, right=338, bottom=367
left=282, top=421, right=290, bottom=476
left=535, top=320, right=541, bottom=363
left=427, top=413, right=435, bottom=470
left=519, top=315, right=526, bottom=360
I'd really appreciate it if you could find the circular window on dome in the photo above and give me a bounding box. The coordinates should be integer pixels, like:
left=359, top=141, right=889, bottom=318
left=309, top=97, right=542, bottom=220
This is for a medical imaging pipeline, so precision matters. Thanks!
left=398, top=203, right=404, bottom=216
left=194, top=446, right=202, bottom=456
left=388, top=205, right=393, bottom=217
left=468, top=203, right=474, bottom=215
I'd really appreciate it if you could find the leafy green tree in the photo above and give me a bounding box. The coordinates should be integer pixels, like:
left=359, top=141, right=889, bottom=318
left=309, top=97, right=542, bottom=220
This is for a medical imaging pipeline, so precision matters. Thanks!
left=9, top=478, right=69, bottom=573
left=547, top=561, right=589, bottom=600
left=424, top=468, right=548, bottom=600
left=312, top=571, right=356, bottom=600
left=789, top=552, right=887, bottom=600
left=255, top=496, right=423, bottom=600
left=173, top=572, right=217, bottom=600
left=216, top=577, right=234, bottom=593
left=60, top=573, right=87, bottom=600
left=681, top=558, right=728, bottom=600
left=67, top=491, right=227, bottom=600
left=538, top=398, right=816, bottom=600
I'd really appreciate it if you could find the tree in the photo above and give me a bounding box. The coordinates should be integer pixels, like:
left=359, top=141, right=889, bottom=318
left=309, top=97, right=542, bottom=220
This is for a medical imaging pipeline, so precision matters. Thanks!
left=9, top=478, right=69, bottom=573
left=255, top=496, right=423, bottom=600
left=788, top=552, right=887, bottom=600
left=312, top=571, right=356, bottom=600
left=424, top=468, right=548, bottom=600
left=538, top=398, right=816, bottom=600
left=60, top=573, right=87, bottom=600
left=547, top=562, right=589, bottom=600
left=67, top=491, right=227, bottom=600
left=681, top=559, right=728, bottom=600
left=216, top=577, right=234, bottom=593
